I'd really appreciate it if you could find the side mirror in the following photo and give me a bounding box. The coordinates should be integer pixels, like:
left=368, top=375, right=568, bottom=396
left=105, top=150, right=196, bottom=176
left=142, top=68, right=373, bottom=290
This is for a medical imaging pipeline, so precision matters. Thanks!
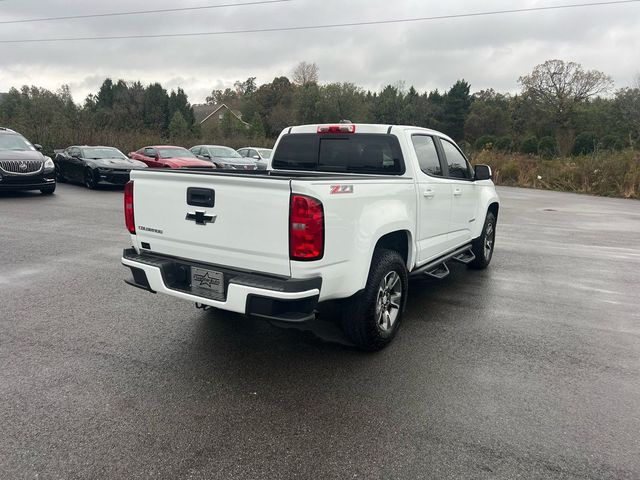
left=202, top=153, right=211, bottom=159
left=253, top=155, right=260, bottom=160
left=475, top=164, right=492, bottom=181
left=34, top=144, right=43, bottom=151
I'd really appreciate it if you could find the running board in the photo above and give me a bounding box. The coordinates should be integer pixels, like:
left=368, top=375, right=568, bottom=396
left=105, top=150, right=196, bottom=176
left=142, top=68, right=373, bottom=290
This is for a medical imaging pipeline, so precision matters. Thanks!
left=410, top=244, right=473, bottom=279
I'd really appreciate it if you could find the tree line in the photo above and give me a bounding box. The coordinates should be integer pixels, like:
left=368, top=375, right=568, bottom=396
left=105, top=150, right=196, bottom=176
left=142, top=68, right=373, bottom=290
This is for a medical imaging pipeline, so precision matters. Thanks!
left=0, top=59, right=639, bottom=158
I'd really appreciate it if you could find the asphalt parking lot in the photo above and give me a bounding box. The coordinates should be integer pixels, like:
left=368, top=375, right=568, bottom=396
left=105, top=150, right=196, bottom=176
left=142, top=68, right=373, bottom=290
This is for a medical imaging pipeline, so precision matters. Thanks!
left=1, top=183, right=639, bottom=479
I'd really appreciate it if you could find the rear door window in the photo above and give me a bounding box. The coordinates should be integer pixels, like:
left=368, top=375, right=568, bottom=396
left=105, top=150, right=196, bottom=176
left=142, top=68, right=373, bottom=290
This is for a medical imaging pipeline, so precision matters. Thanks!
left=272, top=134, right=404, bottom=174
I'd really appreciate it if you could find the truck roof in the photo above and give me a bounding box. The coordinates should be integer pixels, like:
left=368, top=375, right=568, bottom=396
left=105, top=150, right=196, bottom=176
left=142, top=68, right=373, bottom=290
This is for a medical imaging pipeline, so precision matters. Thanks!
left=287, top=123, right=452, bottom=141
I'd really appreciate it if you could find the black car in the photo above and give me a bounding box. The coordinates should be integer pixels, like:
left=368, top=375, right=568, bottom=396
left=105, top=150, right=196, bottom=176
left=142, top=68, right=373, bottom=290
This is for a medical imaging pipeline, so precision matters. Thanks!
left=54, top=146, right=147, bottom=189
left=0, top=127, right=56, bottom=195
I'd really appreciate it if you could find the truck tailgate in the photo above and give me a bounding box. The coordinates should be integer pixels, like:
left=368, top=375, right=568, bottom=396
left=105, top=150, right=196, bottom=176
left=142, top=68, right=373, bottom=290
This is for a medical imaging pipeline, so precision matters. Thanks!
left=130, top=170, right=292, bottom=277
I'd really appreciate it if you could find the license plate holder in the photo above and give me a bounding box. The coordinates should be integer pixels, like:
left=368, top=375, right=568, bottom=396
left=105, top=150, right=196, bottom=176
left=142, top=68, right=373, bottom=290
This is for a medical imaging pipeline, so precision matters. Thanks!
left=190, top=267, right=224, bottom=296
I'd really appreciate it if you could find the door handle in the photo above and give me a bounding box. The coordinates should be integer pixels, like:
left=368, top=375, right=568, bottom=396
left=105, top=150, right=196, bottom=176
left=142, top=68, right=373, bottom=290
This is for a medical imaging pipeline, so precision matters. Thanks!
left=423, top=188, right=435, bottom=199
left=453, top=188, right=462, bottom=197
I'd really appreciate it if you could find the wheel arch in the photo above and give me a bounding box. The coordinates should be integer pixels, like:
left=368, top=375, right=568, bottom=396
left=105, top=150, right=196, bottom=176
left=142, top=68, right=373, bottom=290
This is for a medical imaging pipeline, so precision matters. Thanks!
left=488, top=201, right=499, bottom=220
left=373, top=230, right=413, bottom=269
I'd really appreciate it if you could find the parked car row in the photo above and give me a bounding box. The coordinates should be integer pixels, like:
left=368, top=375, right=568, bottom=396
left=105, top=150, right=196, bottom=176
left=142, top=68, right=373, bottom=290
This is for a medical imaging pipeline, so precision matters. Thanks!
left=0, top=126, right=273, bottom=195
left=128, top=145, right=272, bottom=171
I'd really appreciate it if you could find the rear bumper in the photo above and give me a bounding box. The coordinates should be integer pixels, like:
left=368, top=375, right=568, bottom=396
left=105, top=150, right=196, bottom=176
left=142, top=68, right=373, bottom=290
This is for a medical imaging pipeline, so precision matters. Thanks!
left=121, top=248, right=321, bottom=322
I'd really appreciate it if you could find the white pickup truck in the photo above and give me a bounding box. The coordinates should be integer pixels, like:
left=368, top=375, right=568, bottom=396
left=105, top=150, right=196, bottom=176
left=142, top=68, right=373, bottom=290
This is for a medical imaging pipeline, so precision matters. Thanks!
left=122, top=123, right=499, bottom=350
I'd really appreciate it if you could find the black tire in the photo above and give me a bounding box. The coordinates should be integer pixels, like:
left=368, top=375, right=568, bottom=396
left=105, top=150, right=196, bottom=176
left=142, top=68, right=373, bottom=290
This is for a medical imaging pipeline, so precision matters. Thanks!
left=40, top=185, right=56, bottom=195
left=468, top=211, right=496, bottom=270
left=341, top=249, right=408, bottom=351
left=84, top=168, right=98, bottom=189
left=55, top=165, right=66, bottom=183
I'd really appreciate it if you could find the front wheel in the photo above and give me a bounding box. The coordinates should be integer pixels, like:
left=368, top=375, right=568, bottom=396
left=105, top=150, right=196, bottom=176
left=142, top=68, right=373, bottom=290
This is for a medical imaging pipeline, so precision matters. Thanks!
left=468, top=211, right=496, bottom=270
left=84, top=168, right=98, bottom=189
left=341, top=249, right=408, bottom=351
left=40, top=185, right=56, bottom=195
left=55, top=165, right=66, bottom=183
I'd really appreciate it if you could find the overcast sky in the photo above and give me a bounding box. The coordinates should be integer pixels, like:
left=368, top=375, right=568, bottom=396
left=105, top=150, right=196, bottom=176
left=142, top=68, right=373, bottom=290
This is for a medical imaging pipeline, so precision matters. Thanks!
left=0, top=0, right=638, bottom=103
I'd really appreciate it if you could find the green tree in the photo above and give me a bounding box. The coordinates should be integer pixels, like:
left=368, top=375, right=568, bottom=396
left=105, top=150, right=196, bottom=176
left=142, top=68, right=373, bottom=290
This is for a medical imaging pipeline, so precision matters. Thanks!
left=143, top=83, right=169, bottom=133
left=538, top=136, right=557, bottom=158
left=495, top=136, right=513, bottom=152
left=464, top=89, right=511, bottom=142
left=250, top=113, right=266, bottom=139
left=573, top=132, right=597, bottom=155
left=169, top=88, right=195, bottom=128
left=372, top=84, right=403, bottom=124
left=319, top=82, right=370, bottom=123
left=475, top=135, right=496, bottom=151
left=442, top=80, right=471, bottom=141
left=168, top=110, right=189, bottom=140
left=521, top=136, right=539, bottom=155
left=519, top=60, right=613, bottom=154
left=294, top=83, right=321, bottom=124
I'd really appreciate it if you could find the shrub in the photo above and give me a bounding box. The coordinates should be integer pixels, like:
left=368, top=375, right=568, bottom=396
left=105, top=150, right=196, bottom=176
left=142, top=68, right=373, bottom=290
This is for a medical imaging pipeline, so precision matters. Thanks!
left=499, top=160, right=520, bottom=184
left=474, top=135, right=496, bottom=151
left=600, top=135, right=624, bottom=151
left=495, top=136, right=513, bottom=152
left=521, top=136, right=539, bottom=155
left=573, top=132, right=597, bottom=155
left=538, top=136, right=557, bottom=158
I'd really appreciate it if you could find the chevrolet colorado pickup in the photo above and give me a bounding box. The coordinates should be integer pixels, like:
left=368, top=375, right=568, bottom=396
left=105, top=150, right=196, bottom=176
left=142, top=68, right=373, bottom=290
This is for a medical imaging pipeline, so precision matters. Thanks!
left=122, top=124, right=499, bottom=350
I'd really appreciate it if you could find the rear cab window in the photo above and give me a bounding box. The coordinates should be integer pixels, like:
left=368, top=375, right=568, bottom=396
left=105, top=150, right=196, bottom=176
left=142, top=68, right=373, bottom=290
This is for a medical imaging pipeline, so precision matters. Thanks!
left=272, top=134, right=405, bottom=175
left=411, top=135, right=442, bottom=176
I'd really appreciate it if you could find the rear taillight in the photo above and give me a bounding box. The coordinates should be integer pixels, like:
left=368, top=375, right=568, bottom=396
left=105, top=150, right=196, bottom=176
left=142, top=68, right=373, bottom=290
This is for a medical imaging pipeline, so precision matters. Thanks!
left=317, top=124, right=356, bottom=134
left=290, top=194, right=324, bottom=261
left=124, top=180, right=135, bottom=234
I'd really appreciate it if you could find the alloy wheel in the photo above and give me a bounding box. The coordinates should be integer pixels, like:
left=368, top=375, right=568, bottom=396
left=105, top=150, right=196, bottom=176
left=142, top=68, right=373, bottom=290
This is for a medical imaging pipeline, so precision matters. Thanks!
left=375, top=271, right=402, bottom=333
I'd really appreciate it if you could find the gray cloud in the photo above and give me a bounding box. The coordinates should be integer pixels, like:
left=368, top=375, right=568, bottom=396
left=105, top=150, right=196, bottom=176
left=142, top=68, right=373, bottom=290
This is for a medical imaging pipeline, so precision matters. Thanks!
left=0, top=0, right=638, bottom=102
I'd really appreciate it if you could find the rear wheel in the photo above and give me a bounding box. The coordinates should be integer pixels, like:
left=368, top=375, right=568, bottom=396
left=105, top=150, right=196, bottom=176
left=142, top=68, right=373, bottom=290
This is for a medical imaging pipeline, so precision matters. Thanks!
left=84, top=168, right=98, bottom=189
left=468, top=211, right=496, bottom=270
left=341, top=249, right=408, bottom=351
left=40, top=185, right=56, bottom=195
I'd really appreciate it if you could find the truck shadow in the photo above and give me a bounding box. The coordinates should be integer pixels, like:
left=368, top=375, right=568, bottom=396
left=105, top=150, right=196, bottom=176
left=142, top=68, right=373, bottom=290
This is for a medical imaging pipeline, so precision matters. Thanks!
left=192, top=262, right=494, bottom=352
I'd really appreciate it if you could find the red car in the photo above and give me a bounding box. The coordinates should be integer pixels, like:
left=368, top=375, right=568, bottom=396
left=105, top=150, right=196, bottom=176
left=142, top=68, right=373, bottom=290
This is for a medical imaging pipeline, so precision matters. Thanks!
left=128, top=145, right=214, bottom=169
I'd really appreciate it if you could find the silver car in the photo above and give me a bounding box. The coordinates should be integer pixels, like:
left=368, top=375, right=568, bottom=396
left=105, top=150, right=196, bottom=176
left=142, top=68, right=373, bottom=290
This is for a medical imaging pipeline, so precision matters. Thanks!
left=237, top=147, right=273, bottom=170
left=190, top=145, right=257, bottom=170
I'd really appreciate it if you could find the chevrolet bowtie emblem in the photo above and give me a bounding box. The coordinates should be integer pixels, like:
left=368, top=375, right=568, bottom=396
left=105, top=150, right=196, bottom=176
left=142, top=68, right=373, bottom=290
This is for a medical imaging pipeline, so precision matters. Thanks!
left=186, top=211, right=216, bottom=225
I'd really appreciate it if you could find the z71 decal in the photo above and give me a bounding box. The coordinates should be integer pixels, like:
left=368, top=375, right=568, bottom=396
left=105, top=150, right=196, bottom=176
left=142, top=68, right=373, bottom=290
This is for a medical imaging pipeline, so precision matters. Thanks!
left=330, top=185, right=354, bottom=195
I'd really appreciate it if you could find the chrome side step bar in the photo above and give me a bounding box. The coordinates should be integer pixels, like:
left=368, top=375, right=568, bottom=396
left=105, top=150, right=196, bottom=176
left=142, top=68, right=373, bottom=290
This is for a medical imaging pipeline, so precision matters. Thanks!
left=410, top=244, right=474, bottom=280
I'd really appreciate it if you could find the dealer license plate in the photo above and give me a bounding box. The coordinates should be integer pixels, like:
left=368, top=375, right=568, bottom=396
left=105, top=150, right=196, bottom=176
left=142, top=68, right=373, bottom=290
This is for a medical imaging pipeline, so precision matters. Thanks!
left=190, top=267, right=224, bottom=295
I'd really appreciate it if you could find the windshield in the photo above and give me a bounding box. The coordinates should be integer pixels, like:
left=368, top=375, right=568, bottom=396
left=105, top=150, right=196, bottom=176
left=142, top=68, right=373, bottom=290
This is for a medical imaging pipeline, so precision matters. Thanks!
left=257, top=149, right=272, bottom=159
left=83, top=147, right=127, bottom=159
left=0, top=134, right=36, bottom=151
left=158, top=148, right=195, bottom=159
left=209, top=147, right=241, bottom=158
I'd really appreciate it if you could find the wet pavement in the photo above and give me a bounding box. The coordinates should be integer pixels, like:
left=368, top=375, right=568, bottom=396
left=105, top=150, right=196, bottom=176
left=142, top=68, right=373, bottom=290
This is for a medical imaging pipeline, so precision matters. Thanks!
left=1, top=184, right=639, bottom=479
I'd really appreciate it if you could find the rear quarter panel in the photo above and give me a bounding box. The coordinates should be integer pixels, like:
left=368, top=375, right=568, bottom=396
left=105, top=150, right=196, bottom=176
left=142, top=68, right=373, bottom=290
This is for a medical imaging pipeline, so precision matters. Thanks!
left=290, top=178, right=416, bottom=301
